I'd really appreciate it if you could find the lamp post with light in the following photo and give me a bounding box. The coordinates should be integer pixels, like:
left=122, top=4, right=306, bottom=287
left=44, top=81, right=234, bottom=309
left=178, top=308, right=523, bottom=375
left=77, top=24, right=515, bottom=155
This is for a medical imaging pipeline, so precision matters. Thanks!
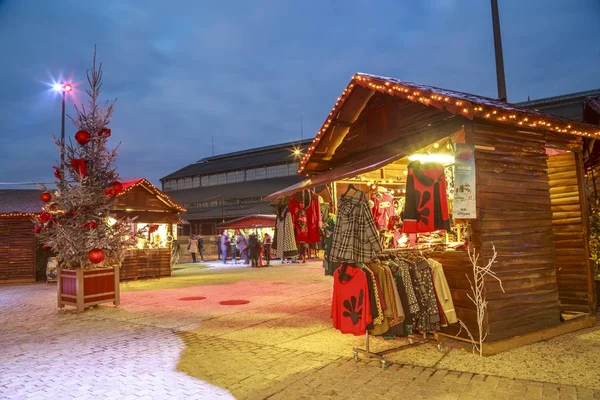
left=53, top=83, right=73, bottom=178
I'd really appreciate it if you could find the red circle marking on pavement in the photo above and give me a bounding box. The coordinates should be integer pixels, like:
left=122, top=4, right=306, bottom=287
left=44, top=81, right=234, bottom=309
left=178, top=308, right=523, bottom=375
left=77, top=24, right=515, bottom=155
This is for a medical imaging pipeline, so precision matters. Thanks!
left=219, top=300, right=250, bottom=305
left=179, top=296, right=207, bottom=301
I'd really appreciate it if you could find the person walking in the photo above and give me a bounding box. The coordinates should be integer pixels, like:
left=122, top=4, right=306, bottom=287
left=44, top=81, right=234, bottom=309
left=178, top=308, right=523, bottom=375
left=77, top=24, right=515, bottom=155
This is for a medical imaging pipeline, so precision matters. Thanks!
left=220, top=231, right=230, bottom=264
left=197, top=234, right=205, bottom=262
left=247, top=233, right=259, bottom=268
left=236, top=231, right=249, bottom=265
left=188, top=235, right=198, bottom=263
left=262, top=233, right=272, bottom=266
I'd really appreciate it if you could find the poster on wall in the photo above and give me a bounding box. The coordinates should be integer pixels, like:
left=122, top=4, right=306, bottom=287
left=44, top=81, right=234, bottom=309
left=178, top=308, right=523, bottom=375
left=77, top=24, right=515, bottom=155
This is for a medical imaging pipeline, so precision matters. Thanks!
left=453, top=143, right=477, bottom=219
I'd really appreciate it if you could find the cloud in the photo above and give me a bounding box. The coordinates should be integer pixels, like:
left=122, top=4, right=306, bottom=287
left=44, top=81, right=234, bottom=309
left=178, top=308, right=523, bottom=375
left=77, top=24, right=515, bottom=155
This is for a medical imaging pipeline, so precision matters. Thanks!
left=0, top=0, right=598, bottom=188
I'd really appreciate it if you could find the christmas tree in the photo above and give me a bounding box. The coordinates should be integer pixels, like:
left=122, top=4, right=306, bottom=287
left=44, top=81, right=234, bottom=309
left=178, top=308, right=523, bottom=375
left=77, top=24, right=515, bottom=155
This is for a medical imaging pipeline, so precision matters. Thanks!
left=34, top=49, right=138, bottom=270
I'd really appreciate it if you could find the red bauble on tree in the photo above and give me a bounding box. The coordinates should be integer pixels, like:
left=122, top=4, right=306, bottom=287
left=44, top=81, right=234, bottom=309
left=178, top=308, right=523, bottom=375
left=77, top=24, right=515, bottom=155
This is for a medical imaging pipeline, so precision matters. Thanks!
left=40, top=192, right=52, bottom=203
left=75, top=130, right=91, bottom=145
left=88, top=248, right=105, bottom=264
left=42, top=245, right=51, bottom=251
left=99, top=128, right=111, bottom=137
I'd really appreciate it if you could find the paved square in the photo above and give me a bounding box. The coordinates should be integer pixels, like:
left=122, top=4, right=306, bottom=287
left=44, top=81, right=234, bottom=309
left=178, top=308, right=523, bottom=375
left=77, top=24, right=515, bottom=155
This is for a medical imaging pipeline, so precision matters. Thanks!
left=1, top=261, right=599, bottom=399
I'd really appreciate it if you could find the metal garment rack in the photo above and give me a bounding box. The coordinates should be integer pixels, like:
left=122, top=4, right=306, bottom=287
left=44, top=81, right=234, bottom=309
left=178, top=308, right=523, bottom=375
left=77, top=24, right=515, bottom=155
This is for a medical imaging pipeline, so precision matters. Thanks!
left=352, top=331, right=429, bottom=369
left=352, top=248, right=435, bottom=369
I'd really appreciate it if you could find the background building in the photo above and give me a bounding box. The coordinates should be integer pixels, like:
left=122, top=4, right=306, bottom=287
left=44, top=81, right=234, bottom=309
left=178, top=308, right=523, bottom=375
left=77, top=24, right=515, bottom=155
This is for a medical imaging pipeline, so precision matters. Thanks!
left=160, top=139, right=310, bottom=236
left=515, top=88, right=600, bottom=120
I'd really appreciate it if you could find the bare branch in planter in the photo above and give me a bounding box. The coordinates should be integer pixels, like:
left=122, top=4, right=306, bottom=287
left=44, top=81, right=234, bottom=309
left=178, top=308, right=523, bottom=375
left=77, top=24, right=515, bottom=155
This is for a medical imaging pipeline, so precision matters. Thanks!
left=455, top=244, right=505, bottom=356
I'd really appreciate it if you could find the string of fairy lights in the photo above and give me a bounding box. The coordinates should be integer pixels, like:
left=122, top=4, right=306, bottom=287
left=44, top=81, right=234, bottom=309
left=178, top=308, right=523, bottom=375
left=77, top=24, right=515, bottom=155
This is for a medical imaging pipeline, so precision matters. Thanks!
left=298, top=73, right=600, bottom=174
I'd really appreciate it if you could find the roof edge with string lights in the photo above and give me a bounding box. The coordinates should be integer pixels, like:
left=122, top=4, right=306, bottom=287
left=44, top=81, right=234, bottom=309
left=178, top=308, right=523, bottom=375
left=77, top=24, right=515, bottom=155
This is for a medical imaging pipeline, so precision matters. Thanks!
left=298, top=72, right=600, bottom=174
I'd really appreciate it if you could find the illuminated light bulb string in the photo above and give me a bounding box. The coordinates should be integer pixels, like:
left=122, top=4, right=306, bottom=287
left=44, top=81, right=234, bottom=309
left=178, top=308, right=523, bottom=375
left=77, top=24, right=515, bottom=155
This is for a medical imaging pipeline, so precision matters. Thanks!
left=297, top=74, right=600, bottom=174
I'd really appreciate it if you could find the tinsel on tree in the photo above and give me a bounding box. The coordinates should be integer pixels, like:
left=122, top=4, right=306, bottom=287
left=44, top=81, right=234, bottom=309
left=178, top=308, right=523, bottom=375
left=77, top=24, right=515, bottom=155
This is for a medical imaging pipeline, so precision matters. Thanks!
left=33, top=50, right=140, bottom=270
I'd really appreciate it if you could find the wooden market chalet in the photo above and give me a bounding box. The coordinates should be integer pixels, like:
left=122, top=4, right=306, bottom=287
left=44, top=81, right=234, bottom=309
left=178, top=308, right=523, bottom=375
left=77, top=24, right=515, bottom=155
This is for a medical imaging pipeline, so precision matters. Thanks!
left=0, top=178, right=185, bottom=283
left=267, top=72, right=600, bottom=354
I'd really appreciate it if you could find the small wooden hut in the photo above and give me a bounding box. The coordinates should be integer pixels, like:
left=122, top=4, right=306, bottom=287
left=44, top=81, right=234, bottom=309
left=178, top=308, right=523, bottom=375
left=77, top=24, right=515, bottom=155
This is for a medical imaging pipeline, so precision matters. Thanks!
left=0, top=190, right=42, bottom=283
left=268, top=73, right=599, bottom=354
left=113, top=179, right=185, bottom=280
left=0, top=179, right=185, bottom=283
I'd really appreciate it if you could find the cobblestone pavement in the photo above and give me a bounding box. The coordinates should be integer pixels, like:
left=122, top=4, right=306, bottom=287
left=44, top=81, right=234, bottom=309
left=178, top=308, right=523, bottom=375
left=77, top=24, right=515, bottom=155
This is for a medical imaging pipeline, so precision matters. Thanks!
left=1, top=261, right=599, bottom=399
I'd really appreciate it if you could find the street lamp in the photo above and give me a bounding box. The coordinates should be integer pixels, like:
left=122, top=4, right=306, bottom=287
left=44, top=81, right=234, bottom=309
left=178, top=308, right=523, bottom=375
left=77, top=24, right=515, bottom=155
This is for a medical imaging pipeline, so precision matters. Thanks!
left=53, top=83, right=73, bottom=178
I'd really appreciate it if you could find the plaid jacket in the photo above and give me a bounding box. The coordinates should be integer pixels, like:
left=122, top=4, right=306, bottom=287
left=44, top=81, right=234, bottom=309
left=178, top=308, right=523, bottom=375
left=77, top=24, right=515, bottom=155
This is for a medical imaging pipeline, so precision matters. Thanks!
left=330, top=193, right=382, bottom=263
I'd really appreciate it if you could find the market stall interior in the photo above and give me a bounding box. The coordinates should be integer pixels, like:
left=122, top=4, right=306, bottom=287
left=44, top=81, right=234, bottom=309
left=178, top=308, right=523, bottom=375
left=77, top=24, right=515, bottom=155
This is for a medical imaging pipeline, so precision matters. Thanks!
left=266, top=72, right=599, bottom=356
left=112, top=179, right=185, bottom=280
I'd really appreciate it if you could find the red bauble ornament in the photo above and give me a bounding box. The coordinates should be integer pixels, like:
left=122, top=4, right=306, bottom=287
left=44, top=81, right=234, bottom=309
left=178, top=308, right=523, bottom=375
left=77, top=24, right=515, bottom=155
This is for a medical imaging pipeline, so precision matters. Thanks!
left=39, top=211, right=53, bottom=223
left=88, top=248, right=105, bottom=264
left=75, top=130, right=91, bottom=145
left=33, top=225, right=42, bottom=234
left=53, top=166, right=62, bottom=179
left=99, top=128, right=111, bottom=137
left=42, top=245, right=51, bottom=251
left=40, top=192, right=52, bottom=203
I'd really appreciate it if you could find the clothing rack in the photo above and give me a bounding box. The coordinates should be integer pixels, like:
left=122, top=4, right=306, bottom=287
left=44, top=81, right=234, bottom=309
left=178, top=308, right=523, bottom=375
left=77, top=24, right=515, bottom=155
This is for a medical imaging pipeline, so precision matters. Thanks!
left=352, top=330, right=429, bottom=370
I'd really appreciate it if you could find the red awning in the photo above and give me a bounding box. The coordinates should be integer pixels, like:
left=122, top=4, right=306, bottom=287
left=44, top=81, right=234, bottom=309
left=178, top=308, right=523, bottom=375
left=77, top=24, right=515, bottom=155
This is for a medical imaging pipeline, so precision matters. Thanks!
left=217, top=214, right=276, bottom=230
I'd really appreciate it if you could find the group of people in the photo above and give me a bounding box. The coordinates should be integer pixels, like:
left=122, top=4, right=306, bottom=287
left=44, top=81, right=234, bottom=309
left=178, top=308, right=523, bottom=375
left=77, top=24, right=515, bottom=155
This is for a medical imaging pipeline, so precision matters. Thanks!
left=220, top=231, right=272, bottom=267
left=186, top=234, right=205, bottom=263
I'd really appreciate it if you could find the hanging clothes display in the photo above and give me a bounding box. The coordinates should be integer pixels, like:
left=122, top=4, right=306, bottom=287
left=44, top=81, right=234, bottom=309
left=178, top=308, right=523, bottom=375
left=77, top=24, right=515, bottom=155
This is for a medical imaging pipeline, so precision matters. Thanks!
left=288, top=191, right=311, bottom=243
left=331, top=263, right=373, bottom=335
left=403, top=161, right=451, bottom=234
left=273, top=204, right=298, bottom=259
left=322, top=213, right=336, bottom=276
left=329, top=187, right=382, bottom=263
left=410, top=258, right=441, bottom=332
left=428, top=258, right=457, bottom=324
left=371, top=190, right=396, bottom=231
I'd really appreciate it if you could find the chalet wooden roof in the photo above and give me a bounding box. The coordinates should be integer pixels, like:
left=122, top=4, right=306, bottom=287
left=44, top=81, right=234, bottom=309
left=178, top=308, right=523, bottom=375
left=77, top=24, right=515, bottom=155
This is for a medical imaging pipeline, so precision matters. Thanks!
left=299, top=73, right=600, bottom=174
left=116, top=178, right=186, bottom=213
left=0, top=189, right=43, bottom=216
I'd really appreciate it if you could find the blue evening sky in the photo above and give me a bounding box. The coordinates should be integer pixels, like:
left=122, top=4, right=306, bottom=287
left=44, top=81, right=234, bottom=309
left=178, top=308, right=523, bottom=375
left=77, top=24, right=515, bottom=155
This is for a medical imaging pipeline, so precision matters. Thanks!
left=0, top=0, right=599, bottom=187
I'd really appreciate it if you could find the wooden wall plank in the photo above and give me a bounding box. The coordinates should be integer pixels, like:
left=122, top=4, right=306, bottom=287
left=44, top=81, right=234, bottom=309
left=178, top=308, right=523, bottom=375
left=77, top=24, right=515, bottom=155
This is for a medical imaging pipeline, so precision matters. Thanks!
left=471, top=122, right=562, bottom=342
left=0, top=217, right=35, bottom=282
left=547, top=152, right=589, bottom=312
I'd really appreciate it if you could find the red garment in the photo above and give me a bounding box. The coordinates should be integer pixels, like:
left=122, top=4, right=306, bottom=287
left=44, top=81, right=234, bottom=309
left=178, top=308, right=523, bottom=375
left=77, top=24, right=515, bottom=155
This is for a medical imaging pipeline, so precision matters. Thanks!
left=371, top=192, right=396, bottom=230
left=288, top=195, right=309, bottom=243
left=331, top=264, right=373, bottom=335
left=305, top=193, right=322, bottom=244
left=289, top=192, right=322, bottom=244
left=403, top=161, right=451, bottom=233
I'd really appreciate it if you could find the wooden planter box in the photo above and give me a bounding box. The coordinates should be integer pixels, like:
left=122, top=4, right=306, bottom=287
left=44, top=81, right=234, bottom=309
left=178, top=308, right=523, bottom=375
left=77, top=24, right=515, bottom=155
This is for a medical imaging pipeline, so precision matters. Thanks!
left=57, top=265, right=120, bottom=312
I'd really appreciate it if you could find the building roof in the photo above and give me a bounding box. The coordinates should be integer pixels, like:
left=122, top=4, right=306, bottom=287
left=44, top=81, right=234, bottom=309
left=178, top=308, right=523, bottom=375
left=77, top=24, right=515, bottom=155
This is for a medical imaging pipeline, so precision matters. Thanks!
left=181, top=202, right=275, bottom=222
left=298, top=73, right=600, bottom=174
left=160, top=139, right=312, bottom=181
left=0, top=189, right=43, bottom=215
left=515, top=89, right=600, bottom=109
left=166, top=176, right=304, bottom=205
left=0, top=178, right=185, bottom=216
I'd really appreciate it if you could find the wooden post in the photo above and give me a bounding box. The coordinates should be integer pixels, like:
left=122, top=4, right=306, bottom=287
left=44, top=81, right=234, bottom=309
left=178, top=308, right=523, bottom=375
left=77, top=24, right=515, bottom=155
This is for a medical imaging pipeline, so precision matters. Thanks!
left=575, top=151, right=597, bottom=312
left=57, top=267, right=63, bottom=309
left=113, top=264, right=120, bottom=307
left=76, top=268, right=84, bottom=313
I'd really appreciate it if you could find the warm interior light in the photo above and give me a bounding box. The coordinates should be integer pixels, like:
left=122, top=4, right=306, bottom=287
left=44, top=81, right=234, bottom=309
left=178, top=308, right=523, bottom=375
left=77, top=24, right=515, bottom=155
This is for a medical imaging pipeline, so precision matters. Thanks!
left=407, top=153, right=455, bottom=165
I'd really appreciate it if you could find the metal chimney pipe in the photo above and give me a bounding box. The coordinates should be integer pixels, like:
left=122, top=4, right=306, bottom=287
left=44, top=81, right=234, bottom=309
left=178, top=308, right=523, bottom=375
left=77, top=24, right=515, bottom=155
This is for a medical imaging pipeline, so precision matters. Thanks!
left=491, top=0, right=507, bottom=102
